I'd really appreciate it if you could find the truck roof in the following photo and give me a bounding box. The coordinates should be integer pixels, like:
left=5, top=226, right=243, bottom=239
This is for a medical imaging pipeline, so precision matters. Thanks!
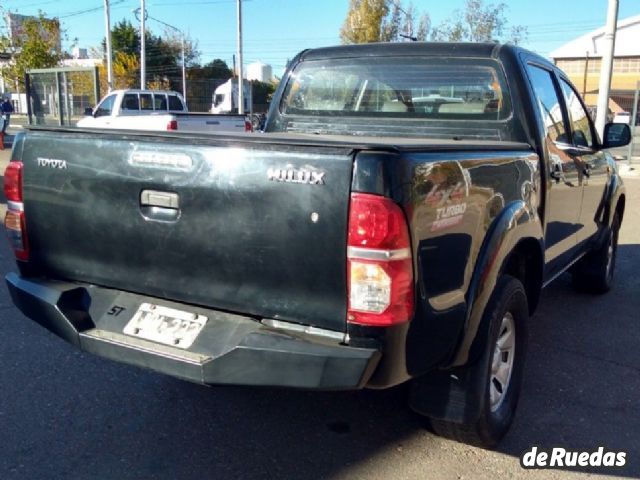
left=297, top=41, right=552, bottom=68
left=109, top=89, right=184, bottom=96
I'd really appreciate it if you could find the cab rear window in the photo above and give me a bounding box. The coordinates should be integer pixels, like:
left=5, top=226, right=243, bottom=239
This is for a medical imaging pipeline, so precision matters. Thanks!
left=281, top=57, right=511, bottom=121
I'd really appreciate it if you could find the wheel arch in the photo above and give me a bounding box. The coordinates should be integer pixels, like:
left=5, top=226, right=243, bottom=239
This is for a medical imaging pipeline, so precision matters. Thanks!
left=615, top=193, right=625, bottom=224
left=500, top=238, right=544, bottom=315
left=449, top=200, right=543, bottom=368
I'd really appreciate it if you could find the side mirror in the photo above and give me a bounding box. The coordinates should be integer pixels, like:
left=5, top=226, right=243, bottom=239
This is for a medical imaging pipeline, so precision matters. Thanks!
left=84, top=107, right=94, bottom=117
left=602, top=122, right=631, bottom=148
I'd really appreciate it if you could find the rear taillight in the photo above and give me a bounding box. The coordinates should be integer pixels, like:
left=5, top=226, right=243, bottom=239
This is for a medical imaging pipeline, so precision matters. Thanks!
left=167, top=120, right=178, bottom=131
left=347, top=193, right=414, bottom=326
left=244, top=120, right=253, bottom=132
left=3, top=161, right=29, bottom=261
left=3, top=160, right=22, bottom=202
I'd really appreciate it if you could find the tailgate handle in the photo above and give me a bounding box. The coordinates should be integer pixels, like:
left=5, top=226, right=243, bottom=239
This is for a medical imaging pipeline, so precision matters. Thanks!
left=140, top=190, right=180, bottom=209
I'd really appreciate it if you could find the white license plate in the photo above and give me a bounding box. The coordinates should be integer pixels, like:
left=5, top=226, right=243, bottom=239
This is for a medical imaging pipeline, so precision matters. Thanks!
left=123, top=303, right=208, bottom=349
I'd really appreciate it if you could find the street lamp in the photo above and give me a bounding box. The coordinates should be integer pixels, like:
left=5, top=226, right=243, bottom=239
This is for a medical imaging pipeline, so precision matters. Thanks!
left=133, top=7, right=187, bottom=104
left=148, top=16, right=187, bottom=104
left=133, top=3, right=148, bottom=89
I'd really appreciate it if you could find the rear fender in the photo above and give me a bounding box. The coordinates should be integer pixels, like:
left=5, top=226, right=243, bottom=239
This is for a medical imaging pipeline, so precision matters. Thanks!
left=604, top=170, right=625, bottom=227
left=451, top=200, right=543, bottom=367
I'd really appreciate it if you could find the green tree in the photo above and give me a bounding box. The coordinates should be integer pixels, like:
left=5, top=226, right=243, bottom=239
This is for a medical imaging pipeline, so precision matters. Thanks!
left=0, top=13, right=63, bottom=88
left=204, top=59, right=233, bottom=79
left=189, top=59, right=233, bottom=81
left=103, top=20, right=201, bottom=90
left=251, top=80, right=277, bottom=107
left=430, top=0, right=526, bottom=43
left=110, top=20, right=139, bottom=57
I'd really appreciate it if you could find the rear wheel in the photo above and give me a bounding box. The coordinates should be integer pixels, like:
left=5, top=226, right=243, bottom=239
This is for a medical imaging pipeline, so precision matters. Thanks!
left=572, top=213, right=620, bottom=294
left=413, top=275, right=528, bottom=448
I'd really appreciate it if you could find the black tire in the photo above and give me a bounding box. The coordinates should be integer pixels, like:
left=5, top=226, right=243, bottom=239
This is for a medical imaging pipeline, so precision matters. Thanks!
left=426, top=275, right=528, bottom=448
left=572, top=213, right=620, bottom=294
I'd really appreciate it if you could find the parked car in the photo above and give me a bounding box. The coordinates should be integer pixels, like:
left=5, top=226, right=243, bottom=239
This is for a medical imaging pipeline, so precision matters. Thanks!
left=4, top=42, right=631, bottom=448
left=77, top=89, right=252, bottom=132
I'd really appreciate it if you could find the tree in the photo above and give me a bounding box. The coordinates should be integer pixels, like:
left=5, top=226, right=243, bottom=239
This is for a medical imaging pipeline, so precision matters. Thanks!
left=0, top=13, right=63, bottom=88
left=203, top=59, right=233, bottom=80
left=251, top=80, right=277, bottom=107
left=103, top=19, right=201, bottom=90
left=189, top=59, right=233, bottom=81
left=340, top=1, right=429, bottom=44
left=340, top=0, right=525, bottom=45
left=340, top=0, right=389, bottom=44
left=112, top=52, right=140, bottom=89
left=110, top=20, right=139, bottom=57
left=430, top=0, right=526, bottom=43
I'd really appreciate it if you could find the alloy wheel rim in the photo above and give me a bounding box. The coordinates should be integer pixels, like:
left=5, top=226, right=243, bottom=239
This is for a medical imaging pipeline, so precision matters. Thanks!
left=489, top=312, right=516, bottom=412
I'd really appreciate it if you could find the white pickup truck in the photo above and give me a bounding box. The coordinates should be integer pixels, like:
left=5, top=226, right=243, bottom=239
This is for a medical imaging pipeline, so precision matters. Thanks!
left=77, top=89, right=251, bottom=133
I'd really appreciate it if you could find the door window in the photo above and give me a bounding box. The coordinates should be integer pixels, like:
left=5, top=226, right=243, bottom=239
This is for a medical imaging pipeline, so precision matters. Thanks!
left=95, top=94, right=116, bottom=117
left=560, top=79, right=594, bottom=148
left=526, top=65, right=567, bottom=144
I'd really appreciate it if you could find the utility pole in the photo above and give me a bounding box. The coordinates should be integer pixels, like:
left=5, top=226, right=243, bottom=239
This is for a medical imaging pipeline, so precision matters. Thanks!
left=104, top=0, right=114, bottom=91
left=628, top=81, right=639, bottom=166
left=595, top=0, right=619, bottom=138
left=181, top=35, right=186, bottom=103
left=582, top=51, right=589, bottom=99
left=140, top=0, right=146, bottom=89
left=237, top=0, right=244, bottom=115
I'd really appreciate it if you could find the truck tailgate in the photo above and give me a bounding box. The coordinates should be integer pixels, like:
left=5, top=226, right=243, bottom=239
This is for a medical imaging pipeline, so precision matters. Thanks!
left=20, top=130, right=353, bottom=332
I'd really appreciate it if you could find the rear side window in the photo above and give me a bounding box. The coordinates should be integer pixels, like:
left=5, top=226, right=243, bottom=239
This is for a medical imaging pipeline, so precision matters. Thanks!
left=140, top=93, right=153, bottom=110
left=560, top=79, right=593, bottom=148
left=168, top=95, right=184, bottom=111
left=280, top=57, right=511, bottom=121
left=154, top=94, right=168, bottom=111
left=122, top=93, right=140, bottom=111
left=526, top=65, right=567, bottom=143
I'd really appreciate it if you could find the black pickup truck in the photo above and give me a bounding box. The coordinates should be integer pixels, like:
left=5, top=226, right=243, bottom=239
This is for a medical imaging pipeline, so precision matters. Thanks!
left=4, top=43, right=632, bottom=447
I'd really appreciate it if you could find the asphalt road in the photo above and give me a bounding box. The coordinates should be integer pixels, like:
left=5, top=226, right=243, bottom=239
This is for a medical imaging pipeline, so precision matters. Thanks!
left=1, top=134, right=640, bottom=479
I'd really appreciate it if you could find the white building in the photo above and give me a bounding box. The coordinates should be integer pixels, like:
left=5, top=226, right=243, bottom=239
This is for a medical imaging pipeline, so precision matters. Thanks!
left=61, top=47, right=102, bottom=68
left=549, top=15, right=640, bottom=113
left=246, top=61, right=273, bottom=83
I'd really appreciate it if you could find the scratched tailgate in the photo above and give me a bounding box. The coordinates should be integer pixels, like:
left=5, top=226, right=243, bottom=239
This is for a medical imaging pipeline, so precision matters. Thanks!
left=19, top=129, right=354, bottom=332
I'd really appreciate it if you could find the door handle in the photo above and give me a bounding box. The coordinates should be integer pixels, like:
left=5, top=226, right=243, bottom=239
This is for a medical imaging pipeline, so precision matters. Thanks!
left=140, top=190, right=180, bottom=222
left=141, top=190, right=179, bottom=209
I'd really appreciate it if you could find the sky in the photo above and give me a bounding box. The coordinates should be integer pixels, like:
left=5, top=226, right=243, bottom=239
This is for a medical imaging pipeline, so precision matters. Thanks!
left=0, top=0, right=639, bottom=77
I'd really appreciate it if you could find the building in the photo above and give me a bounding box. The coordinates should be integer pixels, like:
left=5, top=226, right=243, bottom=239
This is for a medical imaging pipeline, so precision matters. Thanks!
left=246, top=61, right=273, bottom=83
left=550, top=14, right=640, bottom=117
left=5, top=13, right=61, bottom=51
left=61, top=47, right=103, bottom=68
